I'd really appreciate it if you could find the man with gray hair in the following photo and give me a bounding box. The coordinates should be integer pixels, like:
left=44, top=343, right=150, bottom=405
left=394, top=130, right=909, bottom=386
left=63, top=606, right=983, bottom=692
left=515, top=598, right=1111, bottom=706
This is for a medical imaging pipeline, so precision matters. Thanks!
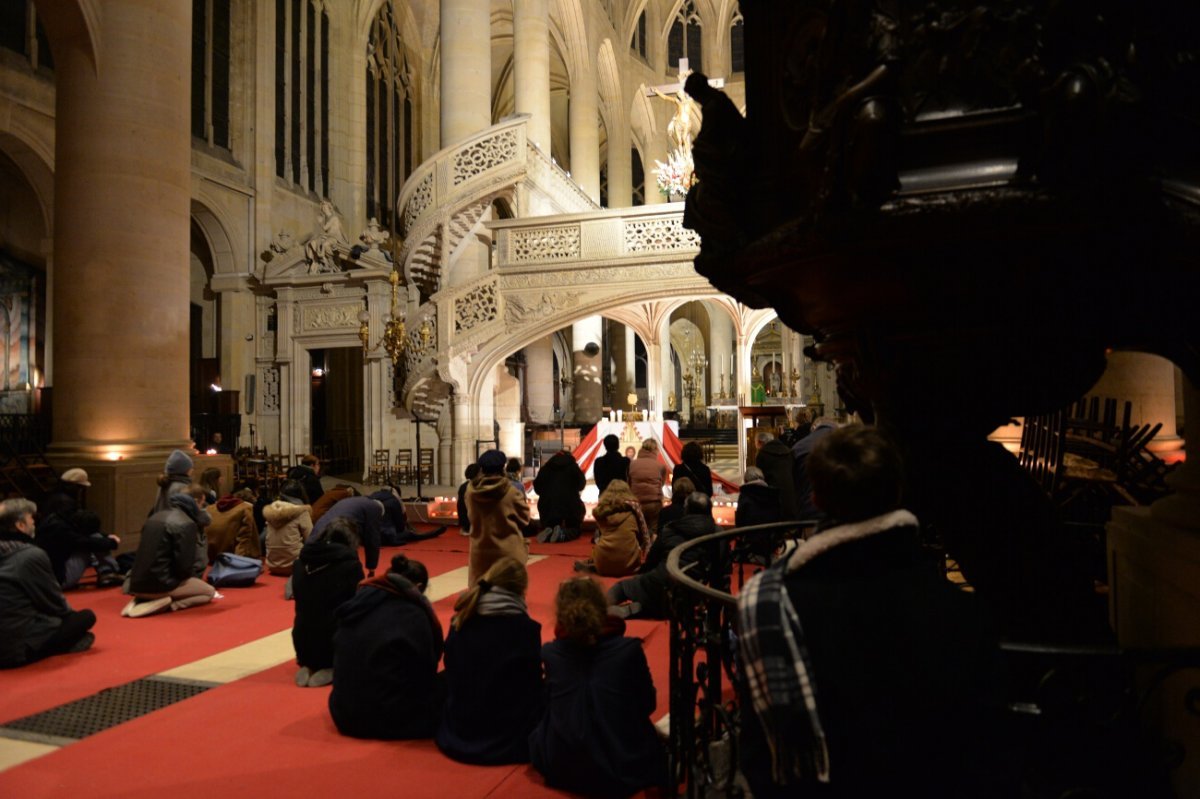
left=0, top=498, right=97, bottom=667
left=754, top=430, right=799, bottom=519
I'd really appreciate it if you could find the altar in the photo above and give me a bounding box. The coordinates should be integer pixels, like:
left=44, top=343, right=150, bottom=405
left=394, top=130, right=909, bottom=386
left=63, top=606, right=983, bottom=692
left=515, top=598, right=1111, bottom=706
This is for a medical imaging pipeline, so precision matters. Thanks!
left=572, top=418, right=680, bottom=479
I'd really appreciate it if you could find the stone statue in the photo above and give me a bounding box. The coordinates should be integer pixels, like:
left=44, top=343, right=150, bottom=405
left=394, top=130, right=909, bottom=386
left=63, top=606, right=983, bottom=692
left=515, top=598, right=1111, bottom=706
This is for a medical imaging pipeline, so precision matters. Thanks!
left=358, top=217, right=391, bottom=252
left=304, top=201, right=348, bottom=274
left=650, top=68, right=703, bottom=164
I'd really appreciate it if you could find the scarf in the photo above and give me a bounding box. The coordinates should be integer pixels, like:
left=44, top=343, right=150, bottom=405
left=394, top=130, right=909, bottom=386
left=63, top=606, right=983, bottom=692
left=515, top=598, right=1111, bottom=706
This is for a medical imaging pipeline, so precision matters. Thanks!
left=737, top=508, right=919, bottom=786
left=475, top=585, right=528, bottom=618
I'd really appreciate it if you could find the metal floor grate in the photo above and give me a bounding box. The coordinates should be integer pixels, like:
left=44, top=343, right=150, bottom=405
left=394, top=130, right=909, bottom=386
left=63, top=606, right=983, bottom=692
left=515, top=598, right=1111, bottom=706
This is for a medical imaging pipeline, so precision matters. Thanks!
left=0, top=676, right=215, bottom=746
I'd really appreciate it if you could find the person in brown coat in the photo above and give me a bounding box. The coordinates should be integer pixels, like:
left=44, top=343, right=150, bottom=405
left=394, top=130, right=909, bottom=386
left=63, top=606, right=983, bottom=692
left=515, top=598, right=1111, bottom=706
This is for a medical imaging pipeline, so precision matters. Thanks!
left=579, top=480, right=648, bottom=577
left=263, top=480, right=313, bottom=576
left=309, top=485, right=357, bottom=524
left=627, top=439, right=669, bottom=533
left=465, top=450, right=531, bottom=586
left=205, top=492, right=261, bottom=563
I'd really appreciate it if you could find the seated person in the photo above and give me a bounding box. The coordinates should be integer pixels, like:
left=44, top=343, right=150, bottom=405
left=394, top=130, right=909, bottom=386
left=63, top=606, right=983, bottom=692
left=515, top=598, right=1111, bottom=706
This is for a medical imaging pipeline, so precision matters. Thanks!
left=0, top=499, right=97, bottom=667
left=125, top=484, right=216, bottom=618
left=205, top=489, right=261, bottom=563
left=436, top=557, right=544, bottom=764
left=198, top=467, right=222, bottom=506
left=655, top=477, right=695, bottom=535
left=465, top=450, right=530, bottom=586
left=733, top=466, right=783, bottom=563
left=529, top=577, right=667, bottom=796
left=737, top=425, right=1003, bottom=798
left=577, top=480, right=648, bottom=577
left=592, top=434, right=630, bottom=496
left=291, top=518, right=362, bottom=687
left=36, top=468, right=122, bottom=589
left=505, top=456, right=525, bottom=495
left=328, top=554, right=443, bottom=739
left=673, top=441, right=715, bottom=498
left=307, top=495, right=385, bottom=577
left=368, top=486, right=442, bottom=545
left=287, top=454, right=325, bottom=507
left=263, top=480, right=313, bottom=576
left=533, top=448, right=586, bottom=542
left=608, top=492, right=717, bottom=620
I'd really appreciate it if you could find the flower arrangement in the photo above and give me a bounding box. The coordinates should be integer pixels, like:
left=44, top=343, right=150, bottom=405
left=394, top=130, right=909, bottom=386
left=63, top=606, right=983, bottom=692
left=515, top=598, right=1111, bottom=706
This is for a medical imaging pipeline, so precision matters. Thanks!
left=654, top=150, right=696, bottom=198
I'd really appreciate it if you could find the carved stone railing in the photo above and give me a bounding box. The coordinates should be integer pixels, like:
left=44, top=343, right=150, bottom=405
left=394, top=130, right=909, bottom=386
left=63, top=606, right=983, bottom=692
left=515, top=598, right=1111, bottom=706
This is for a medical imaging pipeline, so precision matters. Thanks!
left=395, top=116, right=596, bottom=301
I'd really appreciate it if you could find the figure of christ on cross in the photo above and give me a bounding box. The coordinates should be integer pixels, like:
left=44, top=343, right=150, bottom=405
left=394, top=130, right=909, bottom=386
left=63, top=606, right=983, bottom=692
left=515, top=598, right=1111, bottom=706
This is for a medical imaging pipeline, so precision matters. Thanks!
left=645, top=58, right=725, bottom=163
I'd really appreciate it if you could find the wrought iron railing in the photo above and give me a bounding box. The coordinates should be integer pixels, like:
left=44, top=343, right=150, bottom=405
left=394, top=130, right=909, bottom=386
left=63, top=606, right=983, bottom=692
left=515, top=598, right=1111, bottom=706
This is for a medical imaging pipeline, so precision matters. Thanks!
left=664, top=522, right=1200, bottom=798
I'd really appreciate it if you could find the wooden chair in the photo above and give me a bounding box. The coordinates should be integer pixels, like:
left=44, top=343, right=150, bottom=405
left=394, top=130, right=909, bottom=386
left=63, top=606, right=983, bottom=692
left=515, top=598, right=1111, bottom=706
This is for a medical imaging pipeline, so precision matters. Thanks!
left=394, top=449, right=414, bottom=485
left=418, top=448, right=435, bottom=485
left=365, top=449, right=391, bottom=485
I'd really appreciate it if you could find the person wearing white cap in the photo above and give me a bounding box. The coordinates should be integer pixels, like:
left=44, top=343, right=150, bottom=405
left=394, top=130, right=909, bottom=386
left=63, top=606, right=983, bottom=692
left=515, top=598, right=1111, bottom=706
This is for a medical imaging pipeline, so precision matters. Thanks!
left=35, top=468, right=122, bottom=589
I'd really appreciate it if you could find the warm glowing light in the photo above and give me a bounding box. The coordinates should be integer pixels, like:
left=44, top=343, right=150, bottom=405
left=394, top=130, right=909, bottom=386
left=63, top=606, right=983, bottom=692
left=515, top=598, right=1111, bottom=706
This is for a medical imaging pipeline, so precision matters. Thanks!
left=311, top=368, right=325, bottom=378
left=105, top=451, right=122, bottom=461
left=206, top=448, right=218, bottom=455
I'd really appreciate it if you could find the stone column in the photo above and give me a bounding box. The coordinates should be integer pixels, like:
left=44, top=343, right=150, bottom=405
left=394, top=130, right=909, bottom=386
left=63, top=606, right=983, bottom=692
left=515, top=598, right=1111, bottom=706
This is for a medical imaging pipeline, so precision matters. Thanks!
left=525, top=337, right=555, bottom=424
left=613, top=324, right=636, bottom=408
left=568, top=65, right=601, bottom=202
left=606, top=128, right=633, bottom=208
left=451, top=392, right=474, bottom=487
left=710, top=313, right=734, bottom=402
left=1086, top=351, right=1181, bottom=454
left=440, top=0, right=491, bottom=146
left=42, top=0, right=193, bottom=538
left=572, top=316, right=603, bottom=422
left=512, top=0, right=551, bottom=153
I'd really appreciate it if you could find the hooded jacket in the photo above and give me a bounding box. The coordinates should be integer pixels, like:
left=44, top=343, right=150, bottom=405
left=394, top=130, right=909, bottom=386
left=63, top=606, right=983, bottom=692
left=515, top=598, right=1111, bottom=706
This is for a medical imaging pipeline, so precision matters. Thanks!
left=291, top=537, right=364, bottom=670
left=0, top=530, right=73, bottom=667
left=755, top=438, right=800, bottom=520
left=328, top=573, right=444, bottom=740
left=286, top=463, right=325, bottom=507
left=592, top=489, right=647, bottom=577
left=465, top=474, right=530, bottom=586
left=263, top=500, right=313, bottom=575
left=205, top=496, right=261, bottom=563
left=616, top=512, right=717, bottom=618
left=129, top=494, right=206, bottom=595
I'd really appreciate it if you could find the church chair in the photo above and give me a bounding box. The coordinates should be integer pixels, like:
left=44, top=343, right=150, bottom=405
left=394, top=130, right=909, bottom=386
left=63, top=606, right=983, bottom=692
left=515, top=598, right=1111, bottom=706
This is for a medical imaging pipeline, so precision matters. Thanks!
left=365, top=449, right=390, bottom=485
left=394, top=449, right=413, bottom=485
left=418, top=448, right=434, bottom=485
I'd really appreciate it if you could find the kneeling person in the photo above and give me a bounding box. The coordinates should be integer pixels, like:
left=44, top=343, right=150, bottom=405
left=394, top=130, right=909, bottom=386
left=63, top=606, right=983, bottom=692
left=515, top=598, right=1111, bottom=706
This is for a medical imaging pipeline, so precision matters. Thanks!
left=125, top=484, right=215, bottom=617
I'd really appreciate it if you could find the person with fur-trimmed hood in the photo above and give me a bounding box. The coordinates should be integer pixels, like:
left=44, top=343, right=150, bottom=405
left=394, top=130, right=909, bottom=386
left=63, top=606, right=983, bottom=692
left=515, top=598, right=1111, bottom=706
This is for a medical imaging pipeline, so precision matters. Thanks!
left=263, top=480, right=313, bottom=576
left=465, top=450, right=530, bottom=586
left=737, top=425, right=1003, bottom=798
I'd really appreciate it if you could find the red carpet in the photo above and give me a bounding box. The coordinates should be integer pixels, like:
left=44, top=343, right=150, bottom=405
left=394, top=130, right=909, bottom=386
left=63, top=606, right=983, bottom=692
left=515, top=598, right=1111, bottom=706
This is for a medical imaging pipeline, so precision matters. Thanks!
left=0, top=527, right=675, bottom=798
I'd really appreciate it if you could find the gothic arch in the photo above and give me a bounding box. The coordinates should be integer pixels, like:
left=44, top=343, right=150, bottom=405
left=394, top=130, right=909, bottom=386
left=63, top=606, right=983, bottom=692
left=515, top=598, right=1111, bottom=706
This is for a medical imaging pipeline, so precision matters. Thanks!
left=189, top=199, right=238, bottom=278
left=32, top=0, right=100, bottom=75
left=0, top=129, right=54, bottom=238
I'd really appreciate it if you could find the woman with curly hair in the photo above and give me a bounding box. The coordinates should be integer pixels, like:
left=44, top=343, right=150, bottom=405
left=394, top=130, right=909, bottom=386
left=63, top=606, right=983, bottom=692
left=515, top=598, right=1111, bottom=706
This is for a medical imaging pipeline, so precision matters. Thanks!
left=576, top=480, right=648, bottom=577
left=436, top=557, right=544, bottom=764
left=529, top=577, right=666, bottom=797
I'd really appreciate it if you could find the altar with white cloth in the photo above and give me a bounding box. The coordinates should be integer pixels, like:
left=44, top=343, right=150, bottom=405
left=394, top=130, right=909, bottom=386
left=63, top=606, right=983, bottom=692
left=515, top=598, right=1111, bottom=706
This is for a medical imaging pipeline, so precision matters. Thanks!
left=572, top=418, right=679, bottom=479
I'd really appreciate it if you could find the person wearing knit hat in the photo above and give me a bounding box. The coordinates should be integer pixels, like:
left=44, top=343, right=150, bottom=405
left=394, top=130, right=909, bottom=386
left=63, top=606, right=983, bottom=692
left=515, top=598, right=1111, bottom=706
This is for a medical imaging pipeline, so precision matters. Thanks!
left=150, top=449, right=196, bottom=516
left=464, top=450, right=530, bottom=585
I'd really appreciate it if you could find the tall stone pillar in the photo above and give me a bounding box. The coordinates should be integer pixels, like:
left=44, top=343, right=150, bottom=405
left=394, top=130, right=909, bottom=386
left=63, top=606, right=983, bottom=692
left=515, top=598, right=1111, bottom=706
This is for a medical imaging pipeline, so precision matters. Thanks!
left=1087, top=351, right=1181, bottom=454
left=451, top=392, right=474, bottom=486
left=572, top=316, right=603, bottom=423
left=525, top=337, right=555, bottom=424
left=613, top=324, right=636, bottom=408
left=568, top=66, right=600, bottom=202
left=710, top=313, right=734, bottom=402
left=513, top=0, right=551, bottom=153
left=440, top=0, right=491, bottom=146
left=43, top=0, right=195, bottom=538
left=606, top=128, right=633, bottom=208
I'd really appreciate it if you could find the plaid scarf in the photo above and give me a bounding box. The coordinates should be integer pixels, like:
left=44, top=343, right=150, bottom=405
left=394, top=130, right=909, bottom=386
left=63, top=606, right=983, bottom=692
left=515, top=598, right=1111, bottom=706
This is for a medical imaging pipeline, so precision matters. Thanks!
left=737, top=509, right=919, bottom=786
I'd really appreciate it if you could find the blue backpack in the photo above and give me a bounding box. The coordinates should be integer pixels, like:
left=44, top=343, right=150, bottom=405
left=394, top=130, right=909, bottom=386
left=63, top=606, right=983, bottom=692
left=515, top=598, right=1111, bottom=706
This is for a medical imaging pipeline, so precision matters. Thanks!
left=206, top=552, right=262, bottom=588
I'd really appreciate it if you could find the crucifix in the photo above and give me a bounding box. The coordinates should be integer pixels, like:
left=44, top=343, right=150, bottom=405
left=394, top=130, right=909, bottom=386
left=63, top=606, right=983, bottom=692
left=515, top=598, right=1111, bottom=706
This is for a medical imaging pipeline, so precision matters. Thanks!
left=644, top=57, right=724, bottom=160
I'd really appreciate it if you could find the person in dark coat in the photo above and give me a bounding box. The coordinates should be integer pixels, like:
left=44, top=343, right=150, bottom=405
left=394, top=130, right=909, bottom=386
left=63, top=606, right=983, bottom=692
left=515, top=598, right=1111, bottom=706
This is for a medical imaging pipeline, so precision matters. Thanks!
left=307, top=495, right=385, bottom=576
left=608, top=492, right=717, bottom=620
left=755, top=430, right=800, bottom=520
left=36, top=468, right=122, bottom=588
left=0, top=499, right=97, bottom=668
left=592, top=435, right=629, bottom=496
left=533, top=449, right=586, bottom=540
left=291, top=518, right=363, bottom=687
left=790, top=417, right=838, bottom=518
left=456, top=463, right=480, bottom=535
left=124, top=486, right=216, bottom=617
left=737, top=425, right=1005, bottom=798
left=655, top=477, right=695, bottom=535
left=529, top=577, right=667, bottom=797
left=328, top=554, right=444, bottom=740
left=672, top=441, right=714, bottom=498
left=437, top=557, right=544, bottom=764
left=287, top=454, right=325, bottom=506
left=733, top=466, right=785, bottom=564
left=150, top=449, right=194, bottom=516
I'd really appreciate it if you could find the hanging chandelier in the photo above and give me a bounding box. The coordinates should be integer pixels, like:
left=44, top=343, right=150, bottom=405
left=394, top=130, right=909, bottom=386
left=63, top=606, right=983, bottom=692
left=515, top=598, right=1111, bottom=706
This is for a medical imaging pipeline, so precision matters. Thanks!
left=358, top=270, right=406, bottom=365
